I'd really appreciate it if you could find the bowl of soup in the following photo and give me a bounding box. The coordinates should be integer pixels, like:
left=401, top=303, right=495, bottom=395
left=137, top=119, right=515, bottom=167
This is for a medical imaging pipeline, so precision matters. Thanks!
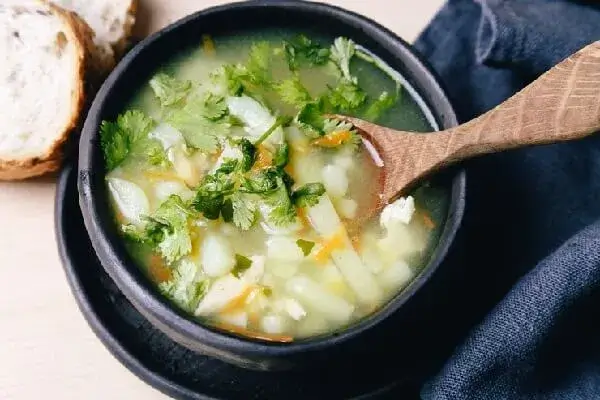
left=78, top=0, right=466, bottom=371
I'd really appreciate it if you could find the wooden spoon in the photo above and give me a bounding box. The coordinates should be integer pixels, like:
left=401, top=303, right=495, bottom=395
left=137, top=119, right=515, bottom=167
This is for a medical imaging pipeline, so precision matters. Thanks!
left=339, top=41, right=600, bottom=216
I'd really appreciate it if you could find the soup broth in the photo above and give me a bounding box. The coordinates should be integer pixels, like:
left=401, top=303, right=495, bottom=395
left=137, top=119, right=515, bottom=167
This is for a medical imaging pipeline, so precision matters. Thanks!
left=102, top=30, right=448, bottom=341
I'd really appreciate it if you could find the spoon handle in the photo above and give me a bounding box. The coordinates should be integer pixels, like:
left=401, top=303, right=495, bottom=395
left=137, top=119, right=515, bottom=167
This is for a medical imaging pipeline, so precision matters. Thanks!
left=439, top=40, right=600, bottom=163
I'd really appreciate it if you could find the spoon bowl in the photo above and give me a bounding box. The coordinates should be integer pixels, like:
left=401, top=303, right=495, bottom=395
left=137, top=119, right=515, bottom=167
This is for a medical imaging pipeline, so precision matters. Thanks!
left=339, top=40, right=600, bottom=216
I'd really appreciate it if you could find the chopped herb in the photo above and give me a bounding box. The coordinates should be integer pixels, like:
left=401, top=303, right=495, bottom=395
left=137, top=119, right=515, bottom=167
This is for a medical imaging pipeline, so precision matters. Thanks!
left=232, top=254, right=253, bottom=277
left=100, top=110, right=155, bottom=171
left=261, top=286, right=273, bottom=296
left=159, top=260, right=208, bottom=312
left=273, top=142, right=289, bottom=169
left=327, top=80, right=367, bottom=111
left=149, top=73, right=193, bottom=108
left=199, top=93, right=229, bottom=121
left=363, top=88, right=400, bottom=122
left=292, top=183, right=326, bottom=207
left=265, top=177, right=297, bottom=226
left=247, top=42, right=272, bottom=85
left=192, top=173, right=234, bottom=220
left=165, top=96, right=229, bottom=153
left=149, top=195, right=194, bottom=264
left=274, top=76, right=311, bottom=107
left=330, top=37, right=356, bottom=82
left=236, top=138, right=257, bottom=172
left=295, top=100, right=326, bottom=138
left=240, top=168, right=279, bottom=193
left=146, top=141, right=172, bottom=167
left=231, top=192, right=257, bottom=230
left=283, top=35, right=331, bottom=71
left=296, top=239, right=316, bottom=256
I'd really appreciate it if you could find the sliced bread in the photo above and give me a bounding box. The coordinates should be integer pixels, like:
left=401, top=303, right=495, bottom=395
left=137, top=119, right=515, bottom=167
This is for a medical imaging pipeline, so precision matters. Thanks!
left=50, top=0, right=138, bottom=68
left=0, top=1, right=99, bottom=180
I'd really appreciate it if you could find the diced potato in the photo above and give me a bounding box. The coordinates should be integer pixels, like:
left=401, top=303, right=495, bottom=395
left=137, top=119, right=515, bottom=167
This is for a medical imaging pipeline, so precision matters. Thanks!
left=378, top=223, right=426, bottom=263
left=195, top=275, right=248, bottom=316
left=297, top=314, right=329, bottom=337
left=267, top=260, right=299, bottom=279
left=361, top=246, right=385, bottom=275
left=226, top=95, right=283, bottom=144
left=149, top=123, right=185, bottom=152
left=266, top=236, right=304, bottom=262
left=292, top=151, right=324, bottom=185
left=218, top=311, right=248, bottom=328
left=333, top=198, right=358, bottom=219
left=153, top=181, right=194, bottom=204
left=171, top=148, right=201, bottom=187
left=201, top=234, right=236, bottom=277
left=306, top=194, right=343, bottom=237
left=286, top=275, right=354, bottom=323
left=333, top=148, right=354, bottom=171
left=322, top=164, right=348, bottom=198
left=107, top=177, right=150, bottom=226
left=377, top=260, right=414, bottom=290
left=243, top=255, right=265, bottom=284
left=211, top=140, right=243, bottom=173
left=261, top=314, right=287, bottom=334
left=380, top=196, right=416, bottom=228
left=283, top=298, right=307, bottom=321
left=307, top=195, right=383, bottom=305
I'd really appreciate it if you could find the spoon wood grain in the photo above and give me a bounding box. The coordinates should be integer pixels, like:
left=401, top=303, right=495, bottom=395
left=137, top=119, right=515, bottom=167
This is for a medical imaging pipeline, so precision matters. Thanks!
left=338, top=41, right=600, bottom=218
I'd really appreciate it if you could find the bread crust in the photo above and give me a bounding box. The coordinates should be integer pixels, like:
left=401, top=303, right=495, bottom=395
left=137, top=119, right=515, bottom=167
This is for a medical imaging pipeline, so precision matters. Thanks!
left=112, top=0, right=138, bottom=57
left=0, top=1, right=98, bottom=180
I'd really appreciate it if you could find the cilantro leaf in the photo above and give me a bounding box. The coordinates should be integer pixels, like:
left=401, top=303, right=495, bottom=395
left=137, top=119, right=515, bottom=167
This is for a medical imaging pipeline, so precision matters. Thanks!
left=232, top=254, right=253, bottom=278
left=100, top=110, right=155, bottom=171
left=274, top=77, right=311, bottom=107
left=231, top=192, right=256, bottom=230
left=149, top=195, right=194, bottom=264
left=149, top=73, right=193, bottom=107
left=273, top=142, right=289, bottom=169
left=283, top=35, right=330, bottom=71
left=240, top=168, right=279, bottom=193
left=199, top=93, right=229, bottom=121
left=292, top=183, right=326, bottom=207
left=330, top=37, right=356, bottom=82
left=165, top=97, right=228, bottom=153
left=158, top=260, right=208, bottom=313
left=247, top=42, right=271, bottom=84
left=296, top=239, right=315, bottom=256
left=363, top=89, right=400, bottom=122
left=295, top=100, right=326, bottom=138
left=327, top=80, right=367, bottom=111
left=237, top=138, right=256, bottom=172
left=192, top=173, right=234, bottom=219
left=265, top=177, right=297, bottom=226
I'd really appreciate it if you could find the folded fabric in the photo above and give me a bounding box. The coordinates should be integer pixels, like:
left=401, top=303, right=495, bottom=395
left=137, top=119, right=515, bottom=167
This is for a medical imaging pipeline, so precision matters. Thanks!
left=413, top=0, right=600, bottom=398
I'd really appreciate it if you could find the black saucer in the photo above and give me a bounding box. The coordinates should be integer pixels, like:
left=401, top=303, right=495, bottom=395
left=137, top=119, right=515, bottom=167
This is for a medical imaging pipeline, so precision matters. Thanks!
left=55, top=163, right=420, bottom=399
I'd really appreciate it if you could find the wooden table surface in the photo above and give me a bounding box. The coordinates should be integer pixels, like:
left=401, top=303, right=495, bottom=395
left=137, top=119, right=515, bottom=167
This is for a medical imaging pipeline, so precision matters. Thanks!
left=0, top=1, right=444, bottom=398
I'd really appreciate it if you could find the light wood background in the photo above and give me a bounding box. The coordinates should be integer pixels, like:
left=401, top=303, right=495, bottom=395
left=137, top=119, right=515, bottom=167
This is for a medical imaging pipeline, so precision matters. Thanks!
left=0, top=1, right=443, bottom=399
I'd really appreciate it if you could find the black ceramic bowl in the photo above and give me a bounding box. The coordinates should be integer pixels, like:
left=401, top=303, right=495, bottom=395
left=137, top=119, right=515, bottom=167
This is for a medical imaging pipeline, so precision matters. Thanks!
left=78, top=0, right=466, bottom=371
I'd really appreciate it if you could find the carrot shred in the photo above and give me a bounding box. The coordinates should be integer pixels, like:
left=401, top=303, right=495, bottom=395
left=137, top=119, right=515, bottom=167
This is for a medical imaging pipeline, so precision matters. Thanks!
left=422, top=212, right=436, bottom=229
left=350, top=234, right=362, bottom=251
left=312, top=130, right=352, bottom=148
left=220, top=286, right=256, bottom=315
left=148, top=254, right=171, bottom=283
left=252, top=144, right=273, bottom=170
left=214, top=322, right=294, bottom=343
left=202, top=34, right=216, bottom=56
left=313, top=227, right=346, bottom=264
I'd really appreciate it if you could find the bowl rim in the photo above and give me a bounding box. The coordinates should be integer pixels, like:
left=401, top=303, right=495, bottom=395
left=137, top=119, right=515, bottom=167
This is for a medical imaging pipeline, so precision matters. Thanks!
left=78, top=0, right=466, bottom=363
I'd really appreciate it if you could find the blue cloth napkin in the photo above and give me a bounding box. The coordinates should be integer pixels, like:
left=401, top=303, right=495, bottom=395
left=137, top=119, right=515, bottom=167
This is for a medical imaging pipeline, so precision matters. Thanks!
left=413, top=1, right=600, bottom=398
